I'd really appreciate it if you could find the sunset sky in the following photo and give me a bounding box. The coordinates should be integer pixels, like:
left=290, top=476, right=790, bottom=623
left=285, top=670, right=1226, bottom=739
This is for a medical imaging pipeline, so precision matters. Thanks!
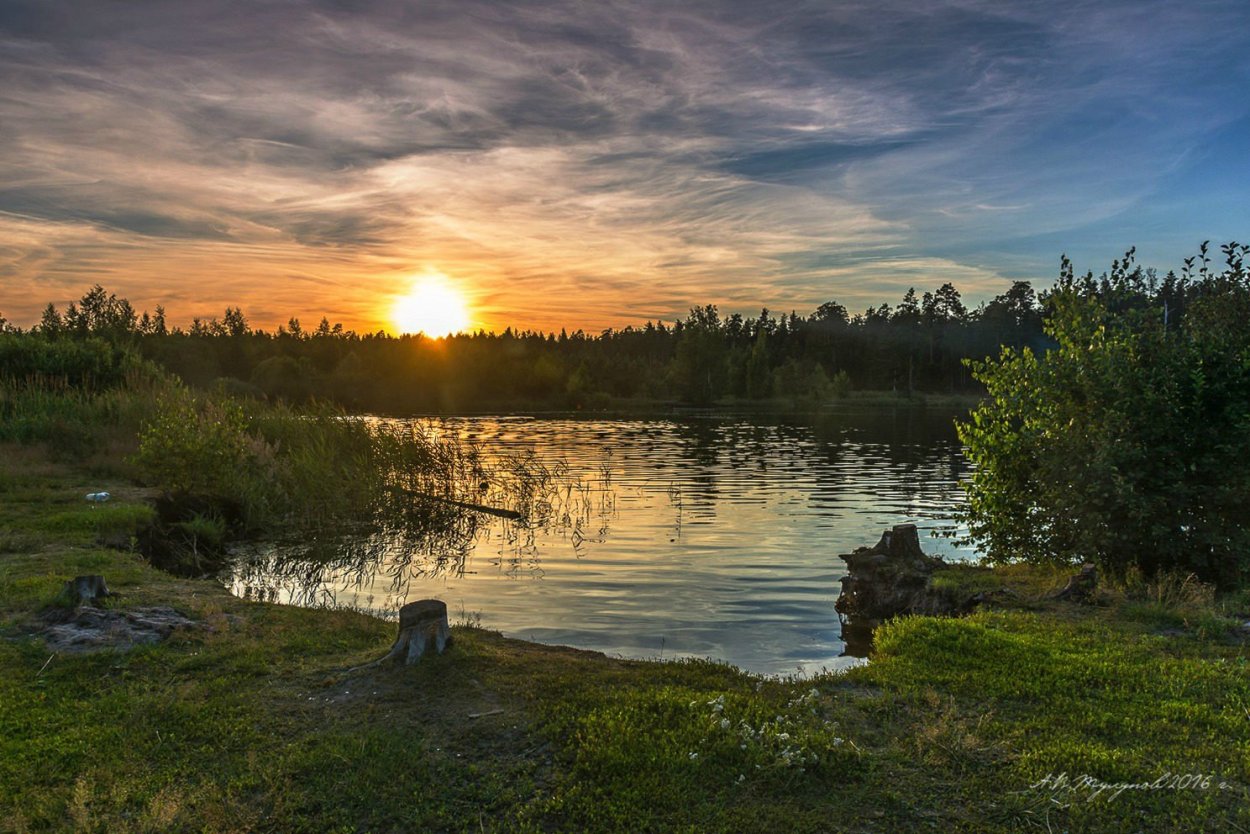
left=2, top=0, right=1248, bottom=334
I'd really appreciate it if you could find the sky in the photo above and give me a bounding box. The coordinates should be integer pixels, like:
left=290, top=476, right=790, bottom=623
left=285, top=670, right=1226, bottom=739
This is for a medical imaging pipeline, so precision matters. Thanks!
left=1, top=0, right=1248, bottom=334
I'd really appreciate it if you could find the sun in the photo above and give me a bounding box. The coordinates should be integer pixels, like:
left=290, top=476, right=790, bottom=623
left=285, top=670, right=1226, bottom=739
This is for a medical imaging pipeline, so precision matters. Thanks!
left=391, top=274, right=472, bottom=337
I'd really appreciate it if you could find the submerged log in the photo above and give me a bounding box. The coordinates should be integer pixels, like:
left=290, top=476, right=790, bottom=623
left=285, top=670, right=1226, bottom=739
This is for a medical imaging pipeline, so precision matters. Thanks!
left=386, top=486, right=523, bottom=521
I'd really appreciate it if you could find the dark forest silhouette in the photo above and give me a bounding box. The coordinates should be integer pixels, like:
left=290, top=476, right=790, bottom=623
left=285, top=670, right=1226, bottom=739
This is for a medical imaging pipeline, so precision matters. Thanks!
left=6, top=279, right=1054, bottom=411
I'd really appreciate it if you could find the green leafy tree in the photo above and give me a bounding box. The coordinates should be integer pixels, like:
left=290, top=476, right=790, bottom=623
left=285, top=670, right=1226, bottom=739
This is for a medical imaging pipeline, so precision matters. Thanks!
left=810, top=300, right=848, bottom=326
left=745, top=331, right=772, bottom=399
left=773, top=358, right=831, bottom=405
left=958, top=244, right=1250, bottom=588
left=63, top=285, right=138, bottom=339
left=222, top=306, right=250, bottom=337
left=251, top=355, right=317, bottom=402
left=38, top=303, right=64, bottom=337
left=671, top=306, right=725, bottom=404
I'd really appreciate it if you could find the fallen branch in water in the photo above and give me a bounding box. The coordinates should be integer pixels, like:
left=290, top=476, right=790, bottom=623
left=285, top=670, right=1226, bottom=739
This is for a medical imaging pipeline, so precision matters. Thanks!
left=385, top=486, right=524, bottom=521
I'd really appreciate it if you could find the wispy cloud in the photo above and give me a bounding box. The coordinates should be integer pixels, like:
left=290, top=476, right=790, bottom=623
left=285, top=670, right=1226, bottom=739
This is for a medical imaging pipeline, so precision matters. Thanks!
left=1, top=0, right=1247, bottom=331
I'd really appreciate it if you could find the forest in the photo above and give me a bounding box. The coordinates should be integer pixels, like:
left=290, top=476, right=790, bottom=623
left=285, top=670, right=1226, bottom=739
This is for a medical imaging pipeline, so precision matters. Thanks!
left=4, top=279, right=1049, bottom=411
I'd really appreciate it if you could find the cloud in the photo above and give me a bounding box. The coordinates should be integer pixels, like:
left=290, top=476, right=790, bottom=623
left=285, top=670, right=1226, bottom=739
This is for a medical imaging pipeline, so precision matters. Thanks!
left=1, top=0, right=1248, bottom=331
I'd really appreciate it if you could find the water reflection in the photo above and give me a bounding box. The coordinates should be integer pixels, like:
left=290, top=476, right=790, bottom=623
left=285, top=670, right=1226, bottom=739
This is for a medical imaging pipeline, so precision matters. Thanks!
left=231, top=447, right=615, bottom=604
left=227, top=407, right=977, bottom=676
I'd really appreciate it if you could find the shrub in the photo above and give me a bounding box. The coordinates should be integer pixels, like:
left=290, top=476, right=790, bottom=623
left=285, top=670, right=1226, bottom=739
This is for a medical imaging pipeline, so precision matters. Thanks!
left=0, top=333, right=147, bottom=390
left=958, top=243, right=1250, bottom=588
left=131, top=389, right=458, bottom=535
left=132, top=390, right=260, bottom=502
left=0, top=374, right=167, bottom=460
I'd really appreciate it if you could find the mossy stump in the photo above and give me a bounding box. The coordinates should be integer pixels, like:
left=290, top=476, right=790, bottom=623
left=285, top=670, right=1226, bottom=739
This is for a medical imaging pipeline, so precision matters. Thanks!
left=59, top=575, right=113, bottom=606
left=836, top=525, right=1010, bottom=651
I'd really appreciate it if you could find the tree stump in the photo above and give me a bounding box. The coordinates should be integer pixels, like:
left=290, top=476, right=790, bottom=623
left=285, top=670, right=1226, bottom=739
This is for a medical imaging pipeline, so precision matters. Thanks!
left=835, top=524, right=945, bottom=622
left=60, top=575, right=113, bottom=606
left=835, top=525, right=1011, bottom=656
left=378, top=599, right=452, bottom=665
left=1052, top=563, right=1097, bottom=602
left=873, top=523, right=929, bottom=562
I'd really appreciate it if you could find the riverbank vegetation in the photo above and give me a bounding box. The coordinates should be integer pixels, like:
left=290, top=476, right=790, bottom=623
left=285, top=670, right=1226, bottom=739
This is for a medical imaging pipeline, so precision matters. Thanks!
left=960, top=243, right=1250, bottom=588
left=1, top=447, right=1247, bottom=832
left=0, top=332, right=469, bottom=577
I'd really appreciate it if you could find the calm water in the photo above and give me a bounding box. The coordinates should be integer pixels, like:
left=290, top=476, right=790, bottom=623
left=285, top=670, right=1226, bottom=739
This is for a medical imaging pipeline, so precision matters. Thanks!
left=227, top=407, right=978, bottom=676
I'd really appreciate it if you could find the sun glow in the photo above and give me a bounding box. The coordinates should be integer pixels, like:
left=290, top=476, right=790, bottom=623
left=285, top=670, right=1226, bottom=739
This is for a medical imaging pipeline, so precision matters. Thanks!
left=391, top=273, right=472, bottom=337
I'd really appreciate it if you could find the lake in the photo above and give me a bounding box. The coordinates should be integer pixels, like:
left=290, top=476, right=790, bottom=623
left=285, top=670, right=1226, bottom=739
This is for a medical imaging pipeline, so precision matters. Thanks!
left=227, top=406, right=979, bottom=676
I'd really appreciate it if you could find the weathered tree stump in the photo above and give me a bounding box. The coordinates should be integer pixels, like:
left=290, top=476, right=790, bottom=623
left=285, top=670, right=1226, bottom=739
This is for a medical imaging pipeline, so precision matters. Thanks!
left=376, top=599, right=452, bottom=665
left=872, top=523, right=929, bottom=562
left=836, top=525, right=1013, bottom=656
left=835, top=524, right=946, bottom=622
left=1051, top=563, right=1097, bottom=602
left=60, top=575, right=113, bottom=607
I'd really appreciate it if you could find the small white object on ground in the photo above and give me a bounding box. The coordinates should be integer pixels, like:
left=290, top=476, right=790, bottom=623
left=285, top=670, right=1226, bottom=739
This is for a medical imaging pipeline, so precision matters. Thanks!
left=85, top=492, right=111, bottom=502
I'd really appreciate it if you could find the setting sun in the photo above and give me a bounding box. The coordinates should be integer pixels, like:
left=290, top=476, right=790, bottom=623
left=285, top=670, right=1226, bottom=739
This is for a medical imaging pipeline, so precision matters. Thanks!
left=391, top=274, right=472, bottom=337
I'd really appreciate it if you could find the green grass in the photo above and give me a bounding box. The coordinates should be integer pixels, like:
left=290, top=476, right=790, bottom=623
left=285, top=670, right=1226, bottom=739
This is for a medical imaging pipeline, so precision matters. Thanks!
left=1, top=445, right=1247, bottom=832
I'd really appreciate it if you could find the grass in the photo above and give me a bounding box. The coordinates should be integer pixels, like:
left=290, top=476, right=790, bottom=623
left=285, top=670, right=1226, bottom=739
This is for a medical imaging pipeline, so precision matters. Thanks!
left=1, top=444, right=1247, bottom=832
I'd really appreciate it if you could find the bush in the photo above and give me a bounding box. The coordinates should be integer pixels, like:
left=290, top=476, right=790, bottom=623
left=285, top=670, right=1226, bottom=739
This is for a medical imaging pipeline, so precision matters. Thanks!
left=0, top=333, right=138, bottom=389
left=131, top=389, right=457, bottom=534
left=132, top=390, right=259, bottom=502
left=958, top=243, right=1250, bottom=588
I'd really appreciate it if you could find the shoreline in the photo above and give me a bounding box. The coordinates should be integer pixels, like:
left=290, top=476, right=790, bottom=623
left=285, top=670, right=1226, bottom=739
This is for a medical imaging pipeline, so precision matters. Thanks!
left=2, top=443, right=1247, bottom=831
left=354, top=389, right=984, bottom=420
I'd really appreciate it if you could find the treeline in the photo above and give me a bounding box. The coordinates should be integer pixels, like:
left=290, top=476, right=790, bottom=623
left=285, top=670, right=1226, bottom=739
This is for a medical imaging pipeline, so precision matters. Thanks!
left=2, top=280, right=1059, bottom=411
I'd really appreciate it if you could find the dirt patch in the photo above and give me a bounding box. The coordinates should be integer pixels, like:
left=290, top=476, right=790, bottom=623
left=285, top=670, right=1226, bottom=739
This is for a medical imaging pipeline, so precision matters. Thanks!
left=39, top=606, right=202, bottom=652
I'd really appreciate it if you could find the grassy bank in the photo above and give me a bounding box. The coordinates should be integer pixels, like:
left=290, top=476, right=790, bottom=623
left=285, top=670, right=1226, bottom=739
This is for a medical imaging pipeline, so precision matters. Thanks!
left=2, top=445, right=1247, bottom=832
